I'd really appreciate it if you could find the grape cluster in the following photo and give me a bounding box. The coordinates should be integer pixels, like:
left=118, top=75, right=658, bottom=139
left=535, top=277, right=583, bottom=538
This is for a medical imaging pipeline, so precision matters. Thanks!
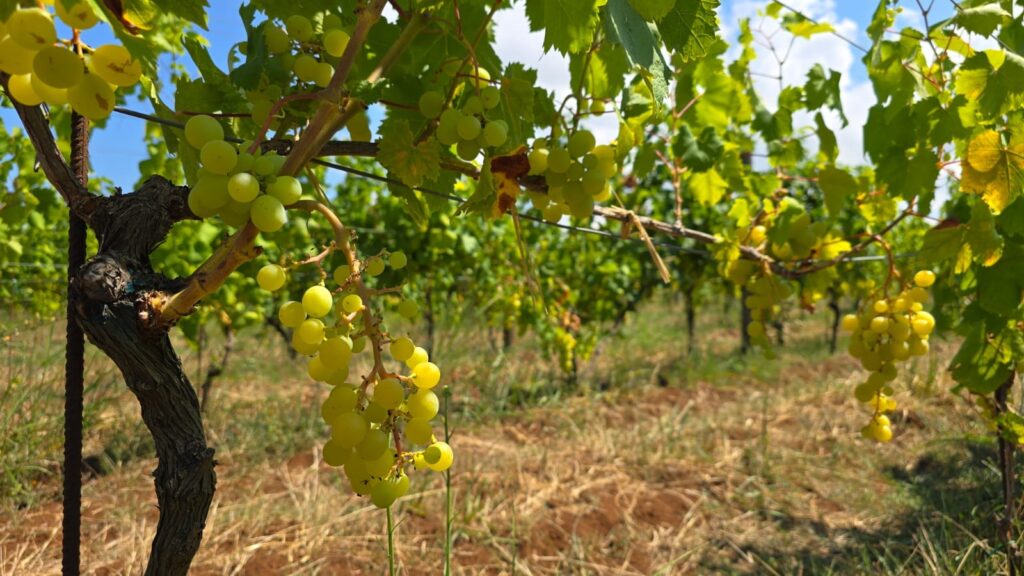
left=184, top=114, right=299, bottom=231
left=0, top=5, right=142, bottom=120
left=264, top=14, right=349, bottom=88
left=421, top=64, right=507, bottom=161
left=264, top=249, right=451, bottom=508
left=843, top=270, right=937, bottom=443
left=725, top=259, right=792, bottom=354
left=525, top=130, right=618, bottom=221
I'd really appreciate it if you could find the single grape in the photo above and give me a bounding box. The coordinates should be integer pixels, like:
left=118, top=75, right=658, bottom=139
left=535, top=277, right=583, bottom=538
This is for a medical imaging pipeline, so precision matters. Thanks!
left=278, top=301, right=306, bottom=328
left=347, top=111, right=372, bottom=141
left=356, top=429, right=389, bottom=460
left=333, top=265, right=351, bottom=286
left=322, top=440, right=352, bottom=467
left=481, top=85, right=500, bottom=109
left=253, top=153, right=281, bottom=177
left=468, top=66, right=490, bottom=89
left=331, top=412, right=368, bottom=448
left=482, top=120, right=508, bottom=148
left=456, top=139, right=480, bottom=160
left=0, top=37, right=37, bottom=75
left=581, top=171, right=605, bottom=196
left=840, top=314, right=860, bottom=333
left=405, top=346, right=428, bottom=369
left=528, top=148, right=549, bottom=174
left=437, top=108, right=462, bottom=145
left=389, top=336, right=415, bottom=362
left=364, top=256, right=385, bottom=276
left=914, top=270, right=936, bottom=288
left=406, top=389, right=439, bottom=419
left=364, top=402, right=389, bottom=425
left=321, top=386, right=357, bottom=422
left=7, top=74, right=42, bottom=106
left=568, top=130, right=596, bottom=157
left=424, top=441, right=454, bottom=471
left=88, top=45, right=142, bottom=87
left=32, top=46, right=83, bottom=89
left=412, top=362, right=441, bottom=389
left=291, top=331, right=320, bottom=356
left=30, top=73, right=67, bottom=105
left=267, top=175, right=302, bottom=205
left=228, top=172, right=260, bottom=203
left=547, top=148, right=571, bottom=173
left=250, top=194, right=287, bottom=232
left=302, top=285, right=333, bottom=318
left=912, top=311, right=935, bottom=336
left=590, top=99, right=606, bottom=115
left=389, top=251, right=407, bottom=270
left=319, top=336, right=353, bottom=370
left=397, top=299, right=419, bottom=319
left=264, top=25, right=291, bottom=53
left=324, top=29, right=350, bottom=57
left=456, top=114, right=481, bottom=141
left=307, top=355, right=334, bottom=381
left=67, top=73, right=115, bottom=120
left=869, top=316, right=890, bottom=334
left=462, top=95, right=484, bottom=116
left=404, top=418, right=433, bottom=445
left=285, top=14, right=314, bottom=41
left=184, top=115, right=224, bottom=149
left=293, top=53, right=318, bottom=83
left=749, top=225, right=767, bottom=245
left=323, top=14, right=344, bottom=30
left=313, top=62, right=334, bottom=87
left=56, top=1, right=99, bottom=29
left=297, top=318, right=326, bottom=345
left=373, top=378, right=405, bottom=409
left=201, top=140, right=238, bottom=175
left=257, top=264, right=286, bottom=291
left=9, top=8, right=56, bottom=50
left=342, top=294, right=363, bottom=313
left=418, top=90, right=445, bottom=119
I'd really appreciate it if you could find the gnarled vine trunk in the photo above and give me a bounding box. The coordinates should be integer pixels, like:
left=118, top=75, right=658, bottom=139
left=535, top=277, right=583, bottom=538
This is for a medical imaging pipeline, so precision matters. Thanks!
left=70, top=176, right=215, bottom=575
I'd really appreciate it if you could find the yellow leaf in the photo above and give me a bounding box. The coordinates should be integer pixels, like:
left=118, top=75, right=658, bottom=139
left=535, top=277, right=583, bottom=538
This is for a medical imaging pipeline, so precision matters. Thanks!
left=967, top=130, right=1002, bottom=172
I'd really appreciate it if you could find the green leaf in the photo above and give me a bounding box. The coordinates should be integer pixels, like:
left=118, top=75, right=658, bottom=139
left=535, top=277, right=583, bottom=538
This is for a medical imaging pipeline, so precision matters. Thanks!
left=377, top=120, right=441, bottom=189
left=818, top=166, right=856, bottom=217
left=388, top=178, right=429, bottom=227
left=804, top=64, right=847, bottom=125
left=954, top=3, right=1010, bottom=37
left=525, top=0, right=602, bottom=54
left=672, top=125, right=723, bottom=172
left=501, top=63, right=538, bottom=144
left=814, top=113, right=837, bottom=163
left=688, top=168, right=727, bottom=206
left=151, top=0, right=208, bottom=28
left=459, top=163, right=497, bottom=216
left=626, top=0, right=675, bottom=21
left=656, top=0, right=719, bottom=61
left=951, top=319, right=1013, bottom=394
left=918, top=225, right=965, bottom=264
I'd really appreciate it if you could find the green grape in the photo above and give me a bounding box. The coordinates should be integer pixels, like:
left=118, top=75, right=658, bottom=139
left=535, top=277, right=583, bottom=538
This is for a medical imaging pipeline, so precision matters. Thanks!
left=293, top=53, right=318, bottom=82
left=356, top=429, right=389, bottom=460
left=250, top=194, right=287, bottom=232
left=321, top=387, right=357, bottom=422
left=322, top=440, right=352, bottom=467
left=364, top=256, right=385, bottom=276
left=568, top=130, right=596, bottom=157
left=914, top=270, right=936, bottom=287
left=278, top=301, right=306, bottom=328
left=227, top=172, right=260, bottom=203
left=88, top=45, right=142, bottom=87
left=32, top=47, right=82, bottom=89
left=418, top=90, right=444, bottom=119
left=347, top=111, right=372, bottom=141
left=482, top=120, right=508, bottom=148
left=437, top=108, right=461, bottom=145
left=257, top=264, right=286, bottom=291
left=313, top=62, right=334, bottom=87
left=264, top=24, right=290, bottom=53
left=267, top=176, right=301, bottom=205
left=424, top=441, right=454, bottom=472
left=331, top=412, right=368, bottom=448
left=370, top=474, right=408, bottom=509
left=374, top=378, right=405, bottom=409
left=389, top=251, right=407, bottom=270
left=189, top=176, right=229, bottom=212
left=291, top=332, right=320, bottom=356
left=342, top=294, right=363, bottom=313
left=302, top=285, right=333, bottom=317
left=249, top=99, right=275, bottom=128
left=344, top=457, right=371, bottom=489
left=319, top=336, right=352, bottom=370
left=581, top=171, right=605, bottom=196
left=56, top=1, right=99, bottom=29
left=364, top=402, right=389, bottom=425
left=590, top=99, right=606, bottom=115
left=412, top=361, right=440, bottom=389
left=456, top=139, right=480, bottom=160
left=542, top=204, right=563, bottom=223
left=481, top=85, right=500, bottom=109
left=219, top=199, right=251, bottom=228
left=285, top=14, right=314, bottom=41
left=365, top=449, right=396, bottom=477
left=404, top=418, right=433, bottom=445
left=468, top=66, right=490, bottom=89
left=187, top=189, right=217, bottom=219
left=564, top=180, right=594, bottom=219
left=352, top=336, right=367, bottom=354
left=528, top=148, right=549, bottom=174
left=841, top=314, right=860, bottom=332
left=406, top=389, right=439, bottom=419
left=323, top=13, right=343, bottom=30
left=333, top=265, right=351, bottom=286
left=200, top=140, right=238, bottom=175
left=183, top=114, right=223, bottom=149
left=869, top=316, right=889, bottom=334
left=405, top=346, right=428, bottom=369
left=7, top=74, right=42, bottom=106
left=234, top=152, right=255, bottom=174
left=566, top=161, right=584, bottom=181
left=67, top=73, right=114, bottom=120
left=397, top=299, right=419, bottom=319
left=253, top=153, right=282, bottom=177
left=297, top=318, right=326, bottom=345
left=9, top=8, right=56, bottom=50
left=456, top=114, right=481, bottom=140
left=30, top=72, right=66, bottom=105
left=0, top=37, right=37, bottom=75
left=307, top=355, right=334, bottom=381
left=324, top=29, right=350, bottom=57
left=548, top=148, right=571, bottom=173
left=389, top=336, right=415, bottom=362
left=462, top=95, right=484, bottom=115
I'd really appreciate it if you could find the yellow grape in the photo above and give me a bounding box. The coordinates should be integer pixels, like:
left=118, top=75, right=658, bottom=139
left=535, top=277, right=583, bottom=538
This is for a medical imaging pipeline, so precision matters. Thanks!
left=185, top=115, right=224, bottom=149
left=405, top=346, right=428, bottom=369
left=67, top=73, right=115, bottom=120
left=33, top=46, right=83, bottom=89
left=389, top=337, right=415, bottom=362
left=256, top=264, right=286, bottom=291
left=406, top=389, right=439, bottom=419
left=423, top=441, right=454, bottom=471
left=88, top=45, right=142, bottom=87
left=341, top=294, right=363, bottom=313
left=840, top=314, right=860, bottom=333
left=333, top=264, right=351, bottom=286
left=228, top=172, right=260, bottom=203
left=331, top=412, right=368, bottom=448
left=250, top=194, right=286, bottom=232
left=914, top=270, right=936, bottom=288
left=285, top=14, right=313, bottom=41
left=324, top=29, right=350, bottom=57
left=322, top=440, right=352, bottom=467
left=388, top=251, right=407, bottom=270
left=364, top=256, right=385, bottom=276
left=0, top=37, right=38, bottom=75
left=291, top=331, right=320, bottom=356
left=200, top=140, right=238, bottom=175
left=55, top=1, right=99, bottom=29
left=7, top=74, right=42, bottom=105
left=373, top=378, right=405, bottom=409
left=319, top=337, right=352, bottom=370
left=357, top=429, right=389, bottom=460
left=297, top=318, right=326, bottom=345
left=404, top=418, right=433, bottom=445
left=412, top=361, right=441, bottom=389
left=31, top=72, right=66, bottom=105
left=869, top=316, right=889, bottom=334
left=279, top=301, right=306, bottom=328
left=307, top=355, right=333, bottom=382
left=9, top=8, right=56, bottom=50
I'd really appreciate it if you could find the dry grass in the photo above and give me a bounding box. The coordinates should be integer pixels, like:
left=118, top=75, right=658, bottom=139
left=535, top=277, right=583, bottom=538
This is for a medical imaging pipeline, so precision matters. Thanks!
left=0, top=299, right=1011, bottom=575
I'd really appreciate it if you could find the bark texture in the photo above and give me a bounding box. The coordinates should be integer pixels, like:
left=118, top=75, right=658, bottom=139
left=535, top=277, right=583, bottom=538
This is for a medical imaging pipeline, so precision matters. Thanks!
left=71, top=176, right=214, bottom=576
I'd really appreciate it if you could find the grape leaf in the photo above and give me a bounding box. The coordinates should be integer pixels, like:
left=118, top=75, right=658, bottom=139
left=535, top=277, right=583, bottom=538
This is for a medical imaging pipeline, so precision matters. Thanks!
left=377, top=120, right=441, bottom=189
left=804, top=64, right=847, bottom=125
left=954, top=3, right=1009, bottom=37
left=918, top=225, right=965, bottom=264
left=951, top=319, right=1014, bottom=394
left=657, top=0, right=719, bottom=61
left=387, top=178, right=429, bottom=227
left=814, top=113, right=837, bottom=163
left=818, top=166, right=856, bottom=217
left=672, top=125, right=723, bottom=172
left=627, top=0, right=675, bottom=21
left=688, top=169, right=727, bottom=206
left=525, top=0, right=602, bottom=54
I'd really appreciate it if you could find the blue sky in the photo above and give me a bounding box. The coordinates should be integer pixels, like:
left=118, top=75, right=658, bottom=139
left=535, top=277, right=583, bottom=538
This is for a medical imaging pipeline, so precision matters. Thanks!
left=2, top=1, right=958, bottom=190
